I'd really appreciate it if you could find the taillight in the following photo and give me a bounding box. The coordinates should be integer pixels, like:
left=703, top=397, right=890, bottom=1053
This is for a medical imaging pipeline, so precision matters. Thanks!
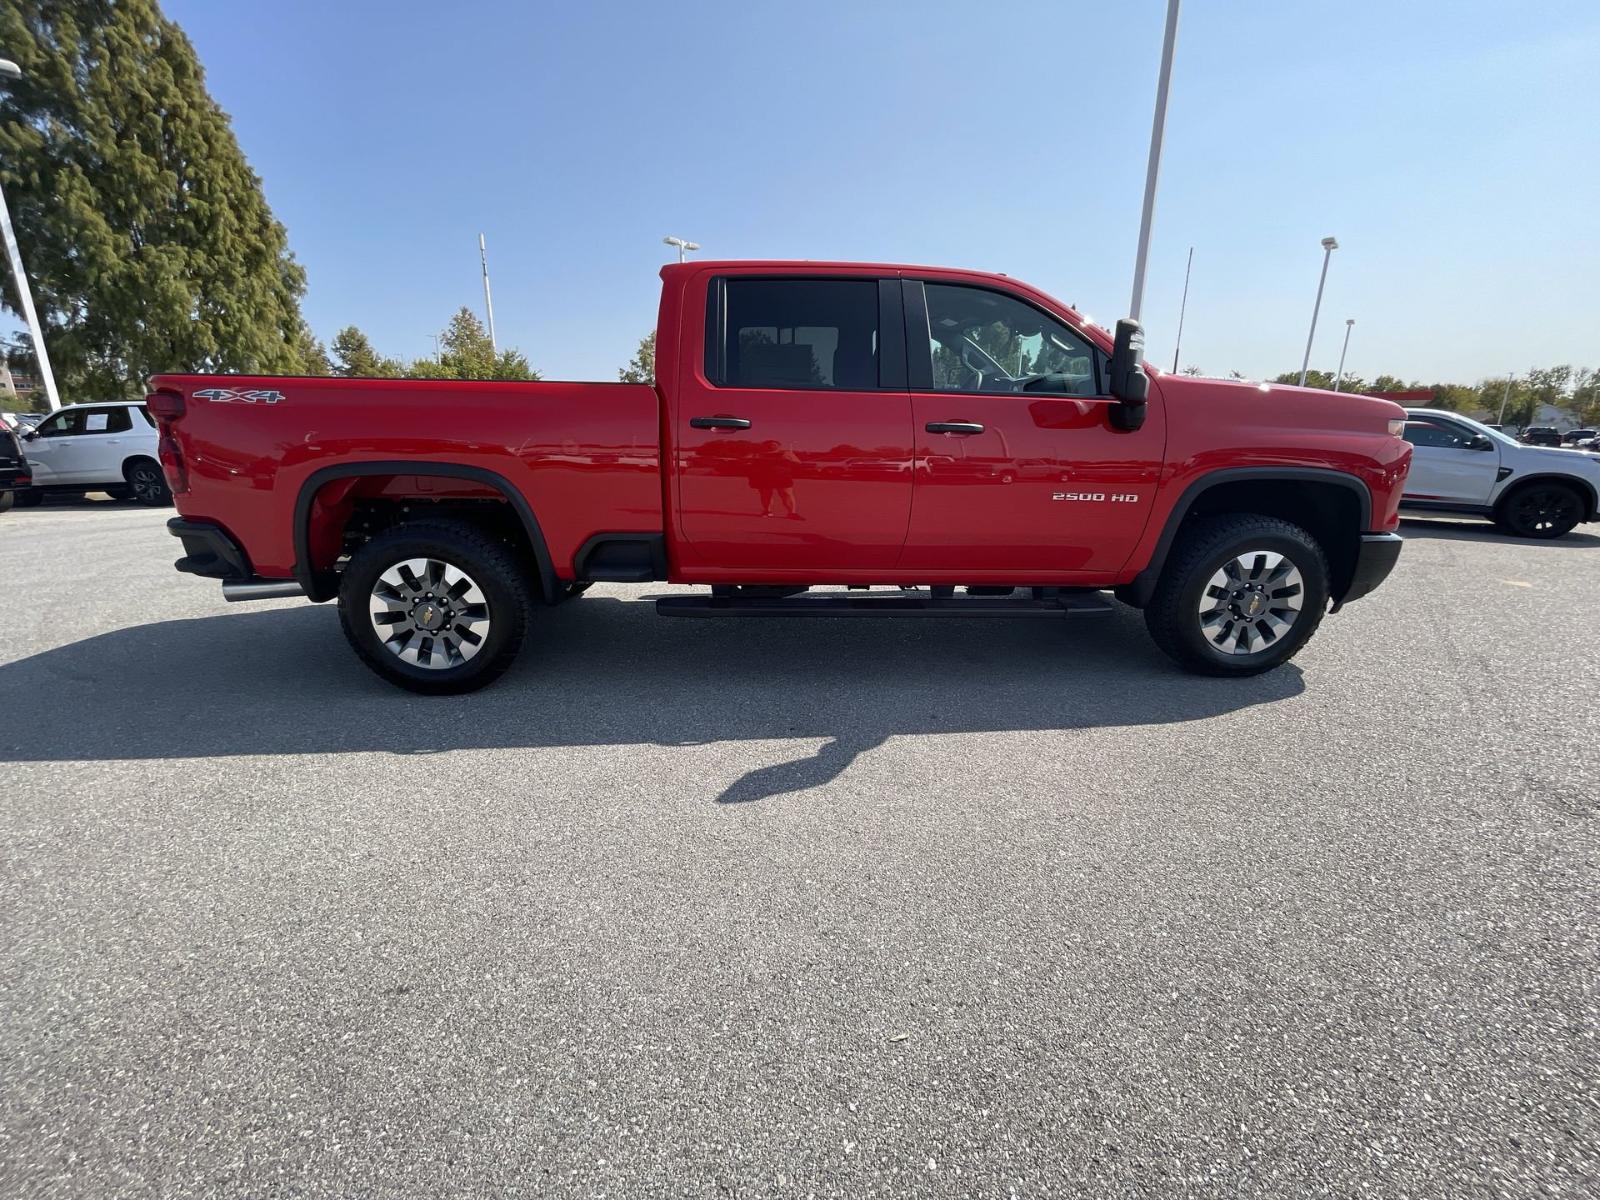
left=1387, top=418, right=1406, bottom=437
left=147, top=389, right=189, bottom=494
left=146, top=389, right=186, bottom=421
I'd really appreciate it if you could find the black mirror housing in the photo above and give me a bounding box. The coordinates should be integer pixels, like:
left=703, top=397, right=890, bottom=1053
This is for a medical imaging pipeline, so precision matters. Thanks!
left=1108, top=318, right=1148, bottom=430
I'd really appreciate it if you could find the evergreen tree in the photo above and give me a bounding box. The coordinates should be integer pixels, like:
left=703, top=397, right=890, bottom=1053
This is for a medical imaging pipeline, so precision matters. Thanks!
left=408, top=308, right=536, bottom=381
left=619, top=331, right=655, bottom=384
left=0, top=1, right=310, bottom=397
left=331, top=326, right=402, bottom=378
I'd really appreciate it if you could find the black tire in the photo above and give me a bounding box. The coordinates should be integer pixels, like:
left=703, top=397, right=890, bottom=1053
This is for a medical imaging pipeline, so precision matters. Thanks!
left=337, top=519, right=531, bottom=695
left=1493, top=481, right=1585, bottom=539
left=13, top=488, right=42, bottom=508
left=124, top=458, right=172, bottom=507
left=0, top=491, right=13, bottom=513
left=1143, top=514, right=1330, bottom=677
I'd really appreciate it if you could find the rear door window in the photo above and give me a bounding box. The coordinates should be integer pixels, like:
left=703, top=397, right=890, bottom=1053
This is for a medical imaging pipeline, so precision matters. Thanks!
left=715, top=279, right=880, bottom=391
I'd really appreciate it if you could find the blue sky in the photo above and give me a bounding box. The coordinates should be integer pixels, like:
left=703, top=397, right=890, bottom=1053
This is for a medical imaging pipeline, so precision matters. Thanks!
left=157, top=0, right=1598, bottom=385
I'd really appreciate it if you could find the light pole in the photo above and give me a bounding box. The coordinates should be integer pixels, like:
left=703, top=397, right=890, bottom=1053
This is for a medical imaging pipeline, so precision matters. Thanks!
left=1128, top=0, right=1181, bottom=322
left=1297, top=235, right=1338, bottom=387
left=663, top=235, right=700, bottom=264
left=1332, top=318, right=1354, bottom=392
left=1170, top=244, right=1193, bottom=372
left=478, top=233, right=497, bottom=353
left=0, top=57, right=62, bottom=412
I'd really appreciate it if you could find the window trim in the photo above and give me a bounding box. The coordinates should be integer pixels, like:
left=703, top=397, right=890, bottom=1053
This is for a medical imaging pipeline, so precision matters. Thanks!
left=906, top=279, right=1107, bottom=400
left=702, top=274, right=906, bottom=393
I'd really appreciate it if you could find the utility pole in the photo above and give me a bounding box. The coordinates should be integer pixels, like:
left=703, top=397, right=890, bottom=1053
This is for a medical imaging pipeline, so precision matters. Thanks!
left=1297, top=236, right=1339, bottom=387
left=479, top=233, right=497, bottom=353
left=1170, top=245, right=1193, bottom=372
left=1497, top=374, right=1516, bottom=426
left=0, top=58, right=62, bottom=412
left=1333, top=318, right=1354, bottom=392
left=1128, top=0, right=1182, bottom=321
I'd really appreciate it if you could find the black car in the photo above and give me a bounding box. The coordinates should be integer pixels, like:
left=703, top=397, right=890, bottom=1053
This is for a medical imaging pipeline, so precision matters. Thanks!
left=1521, top=426, right=1561, bottom=447
left=1561, top=428, right=1597, bottom=446
left=0, top=419, right=31, bottom=512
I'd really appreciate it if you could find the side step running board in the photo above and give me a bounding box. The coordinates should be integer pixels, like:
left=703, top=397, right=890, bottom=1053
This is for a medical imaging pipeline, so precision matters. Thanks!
left=655, top=589, right=1114, bottom=619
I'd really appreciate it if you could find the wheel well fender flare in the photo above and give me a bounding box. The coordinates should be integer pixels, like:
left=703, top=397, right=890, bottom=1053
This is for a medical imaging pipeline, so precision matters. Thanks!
left=292, top=461, right=558, bottom=603
left=1123, top=466, right=1373, bottom=608
left=1495, top=471, right=1600, bottom=520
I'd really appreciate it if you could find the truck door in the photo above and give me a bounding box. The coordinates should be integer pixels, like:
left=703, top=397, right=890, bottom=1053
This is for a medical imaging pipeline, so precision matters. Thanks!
left=899, top=280, right=1164, bottom=577
left=1400, top=415, right=1500, bottom=504
left=674, top=275, right=913, bottom=574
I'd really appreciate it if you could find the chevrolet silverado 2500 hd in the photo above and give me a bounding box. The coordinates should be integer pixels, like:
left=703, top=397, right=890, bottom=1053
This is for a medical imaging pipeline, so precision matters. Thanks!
left=150, top=261, right=1410, bottom=693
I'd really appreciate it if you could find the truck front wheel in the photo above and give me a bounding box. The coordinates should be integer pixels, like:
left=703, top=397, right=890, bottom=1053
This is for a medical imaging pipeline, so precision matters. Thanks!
left=337, top=520, right=530, bottom=694
left=1143, top=514, right=1330, bottom=677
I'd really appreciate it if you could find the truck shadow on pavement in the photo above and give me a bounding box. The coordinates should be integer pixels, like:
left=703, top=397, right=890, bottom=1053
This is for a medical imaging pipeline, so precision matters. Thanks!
left=0, top=597, right=1304, bottom=804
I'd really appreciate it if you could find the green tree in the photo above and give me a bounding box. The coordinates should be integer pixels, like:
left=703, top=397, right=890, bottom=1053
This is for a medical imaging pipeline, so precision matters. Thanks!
left=1271, top=369, right=1362, bottom=391
left=619, top=331, right=655, bottom=384
left=1180, top=364, right=1203, bottom=376
left=0, top=1, right=311, bottom=398
left=331, top=326, right=402, bottom=378
left=1369, top=374, right=1413, bottom=393
left=293, top=320, right=330, bottom=375
left=407, top=308, right=537, bottom=381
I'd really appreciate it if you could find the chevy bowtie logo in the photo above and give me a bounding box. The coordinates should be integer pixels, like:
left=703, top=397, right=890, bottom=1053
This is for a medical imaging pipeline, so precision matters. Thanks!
left=193, top=388, right=286, bottom=405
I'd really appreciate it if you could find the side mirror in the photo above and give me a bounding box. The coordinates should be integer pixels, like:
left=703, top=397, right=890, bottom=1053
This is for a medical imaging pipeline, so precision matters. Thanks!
left=1467, top=434, right=1493, bottom=451
left=1107, top=318, right=1148, bottom=431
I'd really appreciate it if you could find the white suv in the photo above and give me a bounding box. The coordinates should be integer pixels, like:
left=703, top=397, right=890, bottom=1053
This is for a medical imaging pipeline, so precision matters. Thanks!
left=1401, top=408, right=1600, bottom=538
left=13, top=401, right=170, bottom=507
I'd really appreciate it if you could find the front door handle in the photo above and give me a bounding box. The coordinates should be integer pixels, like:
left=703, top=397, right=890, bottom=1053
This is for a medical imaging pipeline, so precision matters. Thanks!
left=926, top=421, right=985, bottom=435
left=690, top=416, right=752, bottom=430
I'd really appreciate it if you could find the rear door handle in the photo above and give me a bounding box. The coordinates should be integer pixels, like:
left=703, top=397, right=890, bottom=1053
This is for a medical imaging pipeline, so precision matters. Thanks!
left=926, top=421, right=985, bottom=435
left=690, top=416, right=752, bottom=430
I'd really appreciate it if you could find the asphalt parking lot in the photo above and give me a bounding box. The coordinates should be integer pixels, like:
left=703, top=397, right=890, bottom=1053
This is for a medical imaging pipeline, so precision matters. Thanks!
left=1, top=501, right=1596, bottom=1198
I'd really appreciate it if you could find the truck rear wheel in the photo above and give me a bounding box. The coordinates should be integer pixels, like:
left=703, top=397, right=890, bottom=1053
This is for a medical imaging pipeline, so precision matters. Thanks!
left=337, top=520, right=530, bottom=694
left=1143, top=514, right=1329, bottom=676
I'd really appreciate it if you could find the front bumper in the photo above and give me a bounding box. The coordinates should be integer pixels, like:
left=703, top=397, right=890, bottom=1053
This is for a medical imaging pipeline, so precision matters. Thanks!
left=1337, top=532, right=1403, bottom=607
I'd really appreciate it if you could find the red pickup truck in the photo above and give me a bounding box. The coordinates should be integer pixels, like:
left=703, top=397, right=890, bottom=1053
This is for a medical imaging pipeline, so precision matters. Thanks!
left=150, top=261, right=1410, bottom=693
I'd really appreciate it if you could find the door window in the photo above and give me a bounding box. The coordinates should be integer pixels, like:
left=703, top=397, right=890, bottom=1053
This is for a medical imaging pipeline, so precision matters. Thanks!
left=82, top=408, right=132, bottom=434
left=715, top=279, right=879, bottom=390
left=1403, top=418, right=1477, bottom=449
left=922, top=284, right=1098, bottom=397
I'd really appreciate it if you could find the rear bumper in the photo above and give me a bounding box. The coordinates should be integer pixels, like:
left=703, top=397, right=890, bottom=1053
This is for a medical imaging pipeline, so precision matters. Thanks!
left=168, top=518, right=251, bottom=580
left=0, top=467, right=30, bottom=492
left=1337, top=532, right=1403, bottom=607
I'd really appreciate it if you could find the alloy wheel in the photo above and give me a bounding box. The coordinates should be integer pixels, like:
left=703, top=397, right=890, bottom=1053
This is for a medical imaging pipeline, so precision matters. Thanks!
left=367, top=557, right=491, bottom=670
left=129, top=463, right=165, bottom=502
left=1198, top=549, right=1305, bottom=656
left=1508, top=486, right=1580, bottom=536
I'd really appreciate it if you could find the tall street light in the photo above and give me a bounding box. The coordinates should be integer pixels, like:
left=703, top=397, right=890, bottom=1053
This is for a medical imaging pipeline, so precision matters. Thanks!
left=1332, top=318, right=1354, bottom=392
left=1128, top=0, right=1181, bottom=322
left=478, top=233, right=497, bottom=354
left=663, top=235, right=700, bottom=264
left=0, top=57, right=62, bottom=411
left=1297, top=235, right=1338, bottom=387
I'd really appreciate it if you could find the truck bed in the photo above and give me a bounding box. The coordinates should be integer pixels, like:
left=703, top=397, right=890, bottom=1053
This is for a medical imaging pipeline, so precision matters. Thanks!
left=148, top=374, right=662, bottom=580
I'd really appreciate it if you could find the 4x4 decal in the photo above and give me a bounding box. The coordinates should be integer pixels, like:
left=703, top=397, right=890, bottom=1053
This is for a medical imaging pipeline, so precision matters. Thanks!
left=194, top=388, right=285, bottom=405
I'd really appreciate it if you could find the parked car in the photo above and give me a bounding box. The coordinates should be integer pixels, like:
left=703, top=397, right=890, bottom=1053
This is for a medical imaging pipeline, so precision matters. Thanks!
left=1561, top=429, right=1597, bottom=446
left=1521, top=426, right=1561, bottom=447
left=12, top=401, right=170, bottom=507
left=149, top=259, right=1410, bottom=693
left=1400, top=409, right=1600, bottom=538
left=0, top=419, right=31, bottom=512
